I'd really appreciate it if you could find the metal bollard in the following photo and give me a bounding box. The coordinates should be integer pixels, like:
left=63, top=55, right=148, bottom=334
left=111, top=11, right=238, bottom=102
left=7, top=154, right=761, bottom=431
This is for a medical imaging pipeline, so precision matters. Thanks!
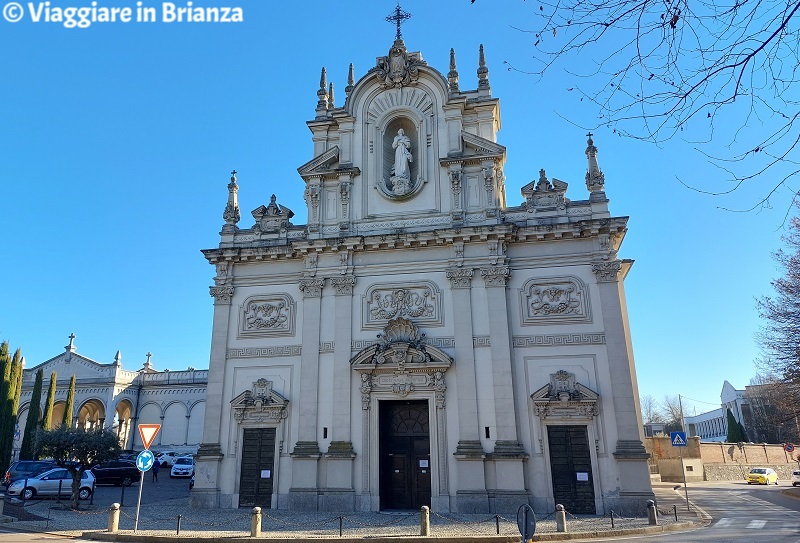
left=420, top=505, right=430, bottom=536
left=108, top=503, right=121, bottom=533
left=647, top=500, right=658, bottom=526
left=495, top=514, right=500, bottom=535
left=556, top=504, right=567, bottom=532
left=120, top=483, right=125, bottom=506
left=251, top=506, right=262, bottom=537
left=58, top=480, right=62, bottom=502
left=610, top=509, right=615, bottom=529
left=673, top=504, right=677, bottom=521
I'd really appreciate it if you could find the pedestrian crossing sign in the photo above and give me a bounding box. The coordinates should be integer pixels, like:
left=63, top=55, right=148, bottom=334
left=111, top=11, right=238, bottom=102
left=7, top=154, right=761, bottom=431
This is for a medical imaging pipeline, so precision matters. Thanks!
left=670, top=431, right=687, bottom=446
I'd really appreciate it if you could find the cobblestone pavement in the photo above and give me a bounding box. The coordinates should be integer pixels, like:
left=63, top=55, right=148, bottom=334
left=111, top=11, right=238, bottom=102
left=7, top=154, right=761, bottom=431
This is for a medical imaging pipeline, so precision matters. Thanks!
left=1, top=483, right=700, bottom=539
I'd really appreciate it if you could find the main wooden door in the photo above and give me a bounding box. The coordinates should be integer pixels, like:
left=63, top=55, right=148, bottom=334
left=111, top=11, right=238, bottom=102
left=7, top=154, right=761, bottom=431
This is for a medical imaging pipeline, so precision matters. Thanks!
left=379, top=400, right=431, bottom=510
left=239, top=428, right=276, bottom=508
left=547, top=425, right=595, bottom=514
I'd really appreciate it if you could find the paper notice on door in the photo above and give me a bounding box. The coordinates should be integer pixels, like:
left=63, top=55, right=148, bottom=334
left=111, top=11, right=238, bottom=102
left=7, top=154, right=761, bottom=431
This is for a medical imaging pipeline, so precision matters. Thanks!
left=261, top=470, right=271, bottom=478
left=419, top=460, right=429, bottom=468
left=576, top=472, right=589, bottom=481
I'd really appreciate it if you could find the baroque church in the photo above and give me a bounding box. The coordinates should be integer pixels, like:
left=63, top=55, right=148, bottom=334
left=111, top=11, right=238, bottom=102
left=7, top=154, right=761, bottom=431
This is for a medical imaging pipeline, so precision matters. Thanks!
left=192, top=17, right=653, bottom=515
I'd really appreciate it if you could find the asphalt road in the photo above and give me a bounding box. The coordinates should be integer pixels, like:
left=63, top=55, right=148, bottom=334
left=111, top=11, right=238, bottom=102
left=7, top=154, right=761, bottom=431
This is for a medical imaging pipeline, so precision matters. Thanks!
left=2, top=471, right=193, bottom=508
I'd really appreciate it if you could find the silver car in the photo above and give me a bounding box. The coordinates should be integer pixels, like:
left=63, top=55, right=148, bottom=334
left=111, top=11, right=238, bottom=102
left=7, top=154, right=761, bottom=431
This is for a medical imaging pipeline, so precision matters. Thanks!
left=6, top=467, right=94, bottom=500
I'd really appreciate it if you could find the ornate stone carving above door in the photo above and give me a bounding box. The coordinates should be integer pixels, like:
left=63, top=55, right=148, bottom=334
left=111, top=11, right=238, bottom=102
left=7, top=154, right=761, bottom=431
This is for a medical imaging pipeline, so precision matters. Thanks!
left=530, top=371, right=599, bottom=420
left=363, top=281, right=442, bottom=329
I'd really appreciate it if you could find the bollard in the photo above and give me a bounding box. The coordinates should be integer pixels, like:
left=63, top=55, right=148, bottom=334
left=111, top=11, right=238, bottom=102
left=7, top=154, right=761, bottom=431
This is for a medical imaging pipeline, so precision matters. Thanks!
left=251, top=506, right=262, bottom=537
left=177, top=514, right=182, bottom=535
left=23, top=478, right=28, bottom=503
left=610, top=509, right=615, bottom=529
left=673, top=504, right=677, bottom=521
left=420, top=505, right=430, bottom=536
left=556, top=504, right=567, bottom=532
left=58, top=480, right=63, bottom=502
left=0, top=494, right=5, bottom=517
left=495, top=514, right=500, bottom=535
left=647, top=500, right=658, bottom=526
left=90, top=480, right=95, bottom=505
left=120, top=483, right=125, bottom=507
left=339, top=515, right=343, bottom=537
left=108, top=503, right=121, bottom=533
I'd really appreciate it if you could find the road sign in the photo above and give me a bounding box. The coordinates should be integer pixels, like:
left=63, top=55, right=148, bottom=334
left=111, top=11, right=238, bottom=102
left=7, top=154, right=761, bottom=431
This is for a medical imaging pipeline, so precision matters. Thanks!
left=516, top=504, right=536, bottom=541
left=138, top=424, right=161, bottom=450
left=785, top=443, right=795, bottom=453
left=670, top=431, right=687, bottom=447
left=136, top=450, right=156, bottom=472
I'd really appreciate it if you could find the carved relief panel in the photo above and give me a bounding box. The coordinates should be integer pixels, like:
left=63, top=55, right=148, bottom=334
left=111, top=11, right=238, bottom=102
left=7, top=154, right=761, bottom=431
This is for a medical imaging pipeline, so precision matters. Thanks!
left=363, top=281, right=442, bottom=329
left=238, top=294, right=296, bottom=338
left=520, top=276, right=591, bottom=325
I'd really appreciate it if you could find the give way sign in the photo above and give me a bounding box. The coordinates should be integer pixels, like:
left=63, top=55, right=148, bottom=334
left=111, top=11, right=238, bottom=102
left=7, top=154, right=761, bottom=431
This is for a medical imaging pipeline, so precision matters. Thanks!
left=138, top=424, right=161, bottom=450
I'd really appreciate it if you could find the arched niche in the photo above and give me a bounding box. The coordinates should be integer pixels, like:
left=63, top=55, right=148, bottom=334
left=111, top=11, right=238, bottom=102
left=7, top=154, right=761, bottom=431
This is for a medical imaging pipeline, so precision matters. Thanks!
left=380, top=117, right=420, bottom=200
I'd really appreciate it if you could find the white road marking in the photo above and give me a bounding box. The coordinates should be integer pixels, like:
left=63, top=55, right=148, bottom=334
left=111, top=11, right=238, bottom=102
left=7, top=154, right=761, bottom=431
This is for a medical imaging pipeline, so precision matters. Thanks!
left=747, top=520, right=767, bottom=529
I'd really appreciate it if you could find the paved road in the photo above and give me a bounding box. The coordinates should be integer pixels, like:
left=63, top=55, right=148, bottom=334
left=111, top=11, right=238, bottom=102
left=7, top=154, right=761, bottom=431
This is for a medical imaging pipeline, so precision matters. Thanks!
left=2, top=472, right=193, bottom=508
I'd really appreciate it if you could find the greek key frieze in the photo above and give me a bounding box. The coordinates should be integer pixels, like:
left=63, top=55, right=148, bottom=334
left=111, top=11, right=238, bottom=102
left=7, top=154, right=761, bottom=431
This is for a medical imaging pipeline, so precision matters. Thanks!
left=227, top=345, right=302, bottom=359
left=351, top=336, right=455, bottom=351
left=472, top=336, right=491, bottom=348
left=512, top=333, right=605, bottom=347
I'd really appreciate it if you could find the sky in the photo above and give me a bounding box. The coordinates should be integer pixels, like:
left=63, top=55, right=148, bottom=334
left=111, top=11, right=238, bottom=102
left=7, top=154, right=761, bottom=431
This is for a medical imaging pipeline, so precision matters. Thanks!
left=0, top=0, right=793, bottom=419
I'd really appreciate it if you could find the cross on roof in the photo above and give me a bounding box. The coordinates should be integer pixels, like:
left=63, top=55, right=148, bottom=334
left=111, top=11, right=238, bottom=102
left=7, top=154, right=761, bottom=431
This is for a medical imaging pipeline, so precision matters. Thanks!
left=386, top=3, right=411, bottom=41
left=68, top=333, right=75, bottom=347
left=231, top=169, right=237, bottom=176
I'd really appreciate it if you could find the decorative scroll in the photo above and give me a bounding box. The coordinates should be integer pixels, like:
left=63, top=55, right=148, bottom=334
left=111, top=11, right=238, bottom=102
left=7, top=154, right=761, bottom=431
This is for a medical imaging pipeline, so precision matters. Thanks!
left=231, top=378, right=289, bottom=422
left=520, top=276, right=591, bottom=325
left=530, top=370, right=599, bottom=420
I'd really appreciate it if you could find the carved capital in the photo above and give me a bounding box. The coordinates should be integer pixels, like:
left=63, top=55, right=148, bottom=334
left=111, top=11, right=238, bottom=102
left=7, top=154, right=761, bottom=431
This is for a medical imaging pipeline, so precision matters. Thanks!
left=446, top=267, right=474, bottom=289
left=331, top=275, right=356, bottom=296
left=480, top=266, right=511, bottom=287
left=592, top=260, right=621, bottom=283
left=209, top=286, right=234, bottom=304
left=299, top=278, right=325, bottom=298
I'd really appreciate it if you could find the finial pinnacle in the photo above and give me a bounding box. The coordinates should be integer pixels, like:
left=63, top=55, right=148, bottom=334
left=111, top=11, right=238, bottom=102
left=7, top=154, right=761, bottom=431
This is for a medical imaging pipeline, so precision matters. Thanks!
left=585, top=133, right=605, bottom=194
left=316, top=67, right=330, bottom=112
left=477, top=44, right=490, bottom=89
left=385, top=3, right=411, bottom=41
left=448, top=48, right=459, bottom=93
left=328, top=82, right=335, bottom=109
left=345, top=63, right=355, bottom=95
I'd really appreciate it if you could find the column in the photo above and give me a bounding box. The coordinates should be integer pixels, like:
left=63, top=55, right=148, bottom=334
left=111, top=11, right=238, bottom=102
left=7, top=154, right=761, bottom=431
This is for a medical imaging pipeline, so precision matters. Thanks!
left=480, top=266, right=528, bottom=513
left=592, top=260, right=654, bottom=514
left=322, top=275, right=357, bottom=511
left=288, top=278, right=325, bottom=511
left=190, top=285, right=234, bottom=509
left=446, top=267, right=489, bottom=513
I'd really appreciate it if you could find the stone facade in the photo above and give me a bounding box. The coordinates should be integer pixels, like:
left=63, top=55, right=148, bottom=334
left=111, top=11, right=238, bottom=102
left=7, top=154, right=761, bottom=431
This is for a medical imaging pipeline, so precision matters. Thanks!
left=192, top=31, right=653, bottom=515
left=13, top=335, right=206, bottom=459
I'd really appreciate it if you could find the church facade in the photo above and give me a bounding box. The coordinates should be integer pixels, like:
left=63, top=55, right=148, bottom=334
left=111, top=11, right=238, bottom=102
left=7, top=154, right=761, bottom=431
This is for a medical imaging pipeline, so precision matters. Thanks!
left=192, top=33, right=653, bottom=515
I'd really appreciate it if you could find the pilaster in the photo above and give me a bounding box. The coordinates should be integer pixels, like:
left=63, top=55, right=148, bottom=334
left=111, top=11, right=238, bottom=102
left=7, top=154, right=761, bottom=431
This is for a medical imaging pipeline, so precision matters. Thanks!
left=446, top=267, right=489, bottom=513
left=191, top=285, right=234, bottom=508
left=480, top=265, right=528, bottom=512
left=592, top=260, right=654, bottom=513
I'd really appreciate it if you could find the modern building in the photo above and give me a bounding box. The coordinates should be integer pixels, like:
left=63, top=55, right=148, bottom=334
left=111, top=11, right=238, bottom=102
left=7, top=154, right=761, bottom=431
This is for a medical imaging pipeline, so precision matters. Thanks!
left=13, top=334, right=206, bottom=460
left=191, top=27, right=653, bottom=515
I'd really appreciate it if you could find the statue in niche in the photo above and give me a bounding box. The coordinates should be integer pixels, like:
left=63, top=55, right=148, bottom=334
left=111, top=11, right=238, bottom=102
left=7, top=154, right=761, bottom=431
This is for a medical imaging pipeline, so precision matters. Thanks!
left=390, top=128, right=413, bottom=195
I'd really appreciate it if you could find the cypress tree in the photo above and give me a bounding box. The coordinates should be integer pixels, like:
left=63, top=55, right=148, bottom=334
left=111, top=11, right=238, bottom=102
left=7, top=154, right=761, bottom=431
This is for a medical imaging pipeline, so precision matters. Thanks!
left=62, top=375, right=76, bottom=429
left=0, top=342, right=11, bottom=470
left=11, top=351, right=22, bottom=415
left=19, top=369, right=43, bottom=460
left=726, top=408, right=745, bottom=443
left=42, top=372, right=57, bottom=430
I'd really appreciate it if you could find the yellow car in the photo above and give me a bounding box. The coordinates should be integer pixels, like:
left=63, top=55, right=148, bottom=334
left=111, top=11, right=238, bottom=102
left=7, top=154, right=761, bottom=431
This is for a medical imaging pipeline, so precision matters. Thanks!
left=747, top=468, right=778, bottom=485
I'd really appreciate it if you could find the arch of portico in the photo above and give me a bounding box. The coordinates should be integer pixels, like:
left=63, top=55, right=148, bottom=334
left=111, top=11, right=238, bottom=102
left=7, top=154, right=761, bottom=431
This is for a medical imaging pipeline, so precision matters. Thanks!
left=77, top=398, right=106, bottom=429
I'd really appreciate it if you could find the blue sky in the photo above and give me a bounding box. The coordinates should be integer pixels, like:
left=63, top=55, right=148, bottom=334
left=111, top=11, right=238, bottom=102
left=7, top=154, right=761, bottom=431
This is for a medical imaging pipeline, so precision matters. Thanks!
left=0, top=0, right=792, bottom=417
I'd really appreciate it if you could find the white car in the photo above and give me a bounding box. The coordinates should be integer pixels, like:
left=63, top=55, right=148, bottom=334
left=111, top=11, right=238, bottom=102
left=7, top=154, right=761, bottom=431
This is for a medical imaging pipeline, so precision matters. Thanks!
left=6, top=468, right=94, bottom=500
left=170, top=456, right=194, bottom=478
left=155, top=451, right=180, bottom=467
left=791, top=470, right=800, bottom=487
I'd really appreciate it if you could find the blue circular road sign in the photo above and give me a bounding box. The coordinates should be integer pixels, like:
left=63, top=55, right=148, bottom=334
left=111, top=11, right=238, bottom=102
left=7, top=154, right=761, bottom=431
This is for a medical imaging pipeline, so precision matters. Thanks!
left=136, top=450, right=155, bottom=472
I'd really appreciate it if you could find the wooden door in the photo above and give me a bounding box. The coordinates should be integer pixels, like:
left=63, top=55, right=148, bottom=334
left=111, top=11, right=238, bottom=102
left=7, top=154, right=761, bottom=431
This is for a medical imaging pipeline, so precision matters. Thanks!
left=238, top=428, right=276, bottom=508
left=379, top=400, right=431, bottom=510
left=547, top=425, right=595, bottom=514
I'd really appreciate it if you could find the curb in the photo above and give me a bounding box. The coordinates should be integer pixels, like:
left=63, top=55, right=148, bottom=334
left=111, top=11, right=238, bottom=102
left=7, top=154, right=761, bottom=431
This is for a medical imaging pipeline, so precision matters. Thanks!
left=80, top=521, right=700, bottom=542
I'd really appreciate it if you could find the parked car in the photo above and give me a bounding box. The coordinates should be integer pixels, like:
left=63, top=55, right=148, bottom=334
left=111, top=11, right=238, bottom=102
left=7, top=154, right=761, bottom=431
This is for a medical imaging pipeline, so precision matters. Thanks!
left=747, top=467, right=778, bottom=485
left=118, top=452, right=140, bottom=462
left=791, top=470, right=800, bottom=487
left=91, top=460, right=141, bottom=486
left=155, top=451, right=180, bottom=467
left=170, top=456, right=194, bottom=478
left=6, top=468, right=94, bottom=500
left=2, top=460, right=58, bottom=488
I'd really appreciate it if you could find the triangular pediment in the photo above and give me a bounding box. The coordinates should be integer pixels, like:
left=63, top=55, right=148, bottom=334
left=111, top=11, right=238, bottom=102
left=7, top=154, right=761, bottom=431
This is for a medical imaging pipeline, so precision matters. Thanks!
left=531, top=371, right=599, bottom=419
left=461, top=131, right=506, bottom=156
left=231, top=378, right=289, bottom=422
left=297, top=146, right=340, bottom=176
left=27, top=352, right=114, bottom=380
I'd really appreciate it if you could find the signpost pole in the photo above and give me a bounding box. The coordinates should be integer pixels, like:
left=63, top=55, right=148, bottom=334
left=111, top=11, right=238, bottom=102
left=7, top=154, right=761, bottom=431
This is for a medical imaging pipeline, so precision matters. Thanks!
left=679, top=446, right=689, bottom=511
left=134, top=471, right=144, bottom=533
